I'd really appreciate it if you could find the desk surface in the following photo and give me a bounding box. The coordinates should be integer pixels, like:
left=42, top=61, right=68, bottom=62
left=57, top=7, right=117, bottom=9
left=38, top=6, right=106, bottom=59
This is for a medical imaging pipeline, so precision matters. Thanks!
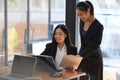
left=0, top=65, right=86, bottom=80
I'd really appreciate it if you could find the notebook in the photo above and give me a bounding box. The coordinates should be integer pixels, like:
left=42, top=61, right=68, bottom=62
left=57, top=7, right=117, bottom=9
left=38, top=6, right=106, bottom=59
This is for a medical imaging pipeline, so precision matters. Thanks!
left=34, top=55, right=64, bottom=73
left=0, top=55, right=37, bottom=80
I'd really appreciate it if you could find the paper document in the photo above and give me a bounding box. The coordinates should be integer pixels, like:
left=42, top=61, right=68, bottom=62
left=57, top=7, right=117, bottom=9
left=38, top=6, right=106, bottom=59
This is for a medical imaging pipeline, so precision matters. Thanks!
left=60, top=55, right=83, bottom=69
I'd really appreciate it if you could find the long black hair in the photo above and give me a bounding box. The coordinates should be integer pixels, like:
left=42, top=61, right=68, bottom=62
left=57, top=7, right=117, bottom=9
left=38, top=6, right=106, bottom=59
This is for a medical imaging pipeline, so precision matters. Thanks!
left=51, top=24, right=72, bottom=47
left=76, top=1, right=94, bottom=16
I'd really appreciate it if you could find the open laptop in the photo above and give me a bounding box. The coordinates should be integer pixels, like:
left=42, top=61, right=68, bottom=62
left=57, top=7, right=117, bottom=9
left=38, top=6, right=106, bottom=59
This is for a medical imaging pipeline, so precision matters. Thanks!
left=34, top=55, right=64, bottom=73
left=0, top=55, right=37, bottom=80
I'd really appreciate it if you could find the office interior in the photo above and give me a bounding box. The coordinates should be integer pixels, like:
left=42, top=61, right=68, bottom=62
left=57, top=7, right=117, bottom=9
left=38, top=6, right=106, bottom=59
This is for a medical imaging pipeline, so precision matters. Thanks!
left=0, top=0, right=120, bottom=80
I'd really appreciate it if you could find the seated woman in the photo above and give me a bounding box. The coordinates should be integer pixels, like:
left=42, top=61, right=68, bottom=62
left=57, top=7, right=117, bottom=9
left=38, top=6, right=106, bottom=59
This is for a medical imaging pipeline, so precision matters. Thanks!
left=41, top=24, right=77, bottom=70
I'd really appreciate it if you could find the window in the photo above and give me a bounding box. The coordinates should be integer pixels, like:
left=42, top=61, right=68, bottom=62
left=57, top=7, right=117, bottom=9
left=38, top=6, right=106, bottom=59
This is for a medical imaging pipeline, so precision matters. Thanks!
left=0, top=0, right=4, bottom=65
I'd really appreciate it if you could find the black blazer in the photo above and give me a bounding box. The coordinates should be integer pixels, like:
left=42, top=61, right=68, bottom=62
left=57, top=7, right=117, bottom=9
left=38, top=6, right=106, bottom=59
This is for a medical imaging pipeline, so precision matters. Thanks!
left=41, top=43, right=77, bottom=59
left=78, top=19, right=104, bottom=73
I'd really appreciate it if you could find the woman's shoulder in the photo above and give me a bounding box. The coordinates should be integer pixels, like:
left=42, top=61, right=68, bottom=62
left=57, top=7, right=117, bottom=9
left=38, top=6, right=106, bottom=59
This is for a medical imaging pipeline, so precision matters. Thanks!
left=46, top=43, right=52, bottom=47
left=94, top=19, right=103, bottom=27
left=93, top=19, right=104, bottom=30
left=67, top=45, right=77, bottom=55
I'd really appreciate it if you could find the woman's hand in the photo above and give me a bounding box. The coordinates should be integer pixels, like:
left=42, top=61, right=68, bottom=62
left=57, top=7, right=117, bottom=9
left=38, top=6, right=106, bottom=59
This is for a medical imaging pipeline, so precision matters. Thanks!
left=66, top=66, right=76, bottom=73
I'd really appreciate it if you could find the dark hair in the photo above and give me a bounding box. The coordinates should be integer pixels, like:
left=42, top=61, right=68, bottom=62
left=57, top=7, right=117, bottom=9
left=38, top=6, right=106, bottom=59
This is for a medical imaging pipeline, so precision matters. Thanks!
left=76, top=1, right=94, bottom=15
left=52, top=24, right=71, bottom=46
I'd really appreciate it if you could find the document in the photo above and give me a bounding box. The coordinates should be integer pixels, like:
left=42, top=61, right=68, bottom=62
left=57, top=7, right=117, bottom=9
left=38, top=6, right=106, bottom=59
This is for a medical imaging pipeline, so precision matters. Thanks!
left=60, top=55, right=83, bottom=69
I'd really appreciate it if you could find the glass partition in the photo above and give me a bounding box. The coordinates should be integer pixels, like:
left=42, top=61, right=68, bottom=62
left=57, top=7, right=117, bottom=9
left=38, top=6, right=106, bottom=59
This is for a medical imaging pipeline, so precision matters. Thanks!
left=50, top=0, right=65, bottom=39
left=30, top=0, right=48, bottom=41
left=7, top=0, right=27, bottom=61
left=1, top=0, right=66, bottom=63
left=30, top=0, right=65, bottom=55
left=29, top=0, right=49, bottom=55
left=0, top=0, right=4, bottom=65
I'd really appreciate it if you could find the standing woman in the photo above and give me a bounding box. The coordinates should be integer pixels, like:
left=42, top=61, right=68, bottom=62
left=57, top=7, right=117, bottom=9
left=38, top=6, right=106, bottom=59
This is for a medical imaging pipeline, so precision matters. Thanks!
left=41, top=24, right=77, bottom=70
left=76, top=1, right=104, bottom=80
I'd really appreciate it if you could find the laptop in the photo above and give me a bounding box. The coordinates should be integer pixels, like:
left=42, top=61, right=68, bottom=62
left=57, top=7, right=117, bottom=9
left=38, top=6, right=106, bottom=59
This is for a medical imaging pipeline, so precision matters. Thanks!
left=34, top=55, right=64, bottom=73
left=0, top=55, right=37, bottom=80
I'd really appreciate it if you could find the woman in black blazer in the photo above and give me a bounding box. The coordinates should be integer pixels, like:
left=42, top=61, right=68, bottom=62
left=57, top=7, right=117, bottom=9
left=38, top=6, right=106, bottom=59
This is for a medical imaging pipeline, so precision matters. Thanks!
left=76, top=1, right=104, bottom=80
left=41, top=24, right=77, bottom=69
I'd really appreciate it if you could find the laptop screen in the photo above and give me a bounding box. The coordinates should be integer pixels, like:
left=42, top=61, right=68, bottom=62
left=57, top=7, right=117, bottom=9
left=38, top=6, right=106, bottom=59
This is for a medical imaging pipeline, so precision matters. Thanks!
left=11, top=55, right=37, bottom=77
left=34, top=55, right=59, bottom=72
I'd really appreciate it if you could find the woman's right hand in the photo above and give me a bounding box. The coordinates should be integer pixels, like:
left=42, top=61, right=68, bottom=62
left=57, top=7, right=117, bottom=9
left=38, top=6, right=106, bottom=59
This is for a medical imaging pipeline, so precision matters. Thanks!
left=66, top=66, right=76, bottom=73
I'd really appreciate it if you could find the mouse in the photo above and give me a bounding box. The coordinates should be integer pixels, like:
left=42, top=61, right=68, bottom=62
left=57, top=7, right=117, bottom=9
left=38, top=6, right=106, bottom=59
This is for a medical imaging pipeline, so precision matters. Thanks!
left=50, top=72, right=62, bottom=77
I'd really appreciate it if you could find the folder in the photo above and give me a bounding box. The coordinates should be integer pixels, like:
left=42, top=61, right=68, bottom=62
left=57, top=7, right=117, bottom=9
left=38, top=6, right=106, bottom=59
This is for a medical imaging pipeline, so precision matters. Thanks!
left=60, top=55, right=83, bottom=69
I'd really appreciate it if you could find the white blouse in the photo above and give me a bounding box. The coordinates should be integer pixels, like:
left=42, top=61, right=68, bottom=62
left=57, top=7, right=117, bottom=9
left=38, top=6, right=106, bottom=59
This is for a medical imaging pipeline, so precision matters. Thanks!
left=55, top=44, right=67, bottom=69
